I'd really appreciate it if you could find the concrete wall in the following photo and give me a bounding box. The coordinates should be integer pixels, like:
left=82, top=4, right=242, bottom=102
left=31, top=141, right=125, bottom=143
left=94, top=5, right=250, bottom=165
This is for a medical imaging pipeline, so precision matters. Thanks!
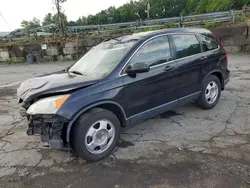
left=0, top=37, right=102, bottom=62
left=0, top=25, right=250, bottom=63
left=211, top=24, right=250, bottom=53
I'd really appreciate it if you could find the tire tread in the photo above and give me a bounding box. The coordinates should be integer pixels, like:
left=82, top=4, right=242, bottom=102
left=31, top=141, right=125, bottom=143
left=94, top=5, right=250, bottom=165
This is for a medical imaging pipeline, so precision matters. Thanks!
left=196, top=75, right=221, bottom=109
left=71, top=108, right=121, bottom=162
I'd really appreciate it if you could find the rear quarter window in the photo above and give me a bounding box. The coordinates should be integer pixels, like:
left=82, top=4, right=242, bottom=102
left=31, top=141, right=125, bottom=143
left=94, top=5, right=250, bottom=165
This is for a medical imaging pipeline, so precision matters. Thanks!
left=172, top=34, right=201, bottom=59
left=199, top=35, right=219, bottom=52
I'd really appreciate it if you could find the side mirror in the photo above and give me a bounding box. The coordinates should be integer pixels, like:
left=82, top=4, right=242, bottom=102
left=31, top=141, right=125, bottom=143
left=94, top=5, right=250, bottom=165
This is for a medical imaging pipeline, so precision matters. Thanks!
left=126, top=62, right=150, bottom=74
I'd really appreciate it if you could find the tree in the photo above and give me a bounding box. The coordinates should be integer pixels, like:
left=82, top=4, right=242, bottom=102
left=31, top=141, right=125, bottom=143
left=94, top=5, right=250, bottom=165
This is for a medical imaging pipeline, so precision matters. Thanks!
left=42, top=12, right=67, bottom=26
left=232, top=0, right=250, bottom=9
left=21, top=17, right=41, bottom=31
left=183, top=0, right=199, bottom=14
left=42, top=13, right=54, bottom=26
left=76, top=16, right=88, bottom=25
left=20, top=0, right=250, bottom=32
left=86, top=15, right=98, bottom=25
left=195, top=0, right=209, bottom=13
left=106, top=6, right=121, bottom=23
left=206, top=0, right=232, bottom=12
left=117, top=1, right=138, bottom=22
left=52, top=0, right=67, bottom=35
left=63, top=0, right=250, bottom=27
left=52, top=12, right=67, bottom=26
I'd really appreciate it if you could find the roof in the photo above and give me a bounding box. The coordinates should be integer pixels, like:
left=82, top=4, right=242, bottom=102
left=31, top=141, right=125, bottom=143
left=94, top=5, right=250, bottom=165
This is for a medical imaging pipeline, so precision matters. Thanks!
left=112, top=28, right=212, bottom=43
left=148, top=28, right=212, bottom=35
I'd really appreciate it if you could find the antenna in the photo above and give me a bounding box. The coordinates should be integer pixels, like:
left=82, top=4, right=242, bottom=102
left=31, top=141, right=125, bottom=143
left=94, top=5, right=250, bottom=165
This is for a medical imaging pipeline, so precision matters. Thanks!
left=0, top=12, right=12, bottom=31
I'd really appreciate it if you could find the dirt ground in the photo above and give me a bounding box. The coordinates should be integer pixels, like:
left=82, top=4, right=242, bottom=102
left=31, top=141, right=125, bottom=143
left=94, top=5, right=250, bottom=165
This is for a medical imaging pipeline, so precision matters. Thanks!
left=0, top=54, right=250, bottom=188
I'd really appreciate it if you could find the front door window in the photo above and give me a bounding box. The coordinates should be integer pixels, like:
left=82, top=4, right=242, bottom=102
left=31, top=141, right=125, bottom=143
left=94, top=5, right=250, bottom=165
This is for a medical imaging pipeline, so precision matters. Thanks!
left=129, top=35, right=172, bottom=68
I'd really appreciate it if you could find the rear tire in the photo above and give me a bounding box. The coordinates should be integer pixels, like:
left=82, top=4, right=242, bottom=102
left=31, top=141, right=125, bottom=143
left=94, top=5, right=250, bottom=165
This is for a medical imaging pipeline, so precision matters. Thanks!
left=71, top=108, right=121, bottom=162
left=196, top=75, right=221, bottom=109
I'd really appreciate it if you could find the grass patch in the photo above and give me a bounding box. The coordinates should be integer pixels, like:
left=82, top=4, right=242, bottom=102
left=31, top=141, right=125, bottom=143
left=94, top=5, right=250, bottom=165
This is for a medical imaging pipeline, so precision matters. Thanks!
left=3, top=57, right=26, bottom=64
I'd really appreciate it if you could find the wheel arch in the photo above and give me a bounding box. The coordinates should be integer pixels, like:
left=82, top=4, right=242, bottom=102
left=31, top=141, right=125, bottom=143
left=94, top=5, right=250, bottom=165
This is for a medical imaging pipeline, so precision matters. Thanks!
left=204, top=70, right=225, bottom=90
left=66, top=101, right=127, bottom=142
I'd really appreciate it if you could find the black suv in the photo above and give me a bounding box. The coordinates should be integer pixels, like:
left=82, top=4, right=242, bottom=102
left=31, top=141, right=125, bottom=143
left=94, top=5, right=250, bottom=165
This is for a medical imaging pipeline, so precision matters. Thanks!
left=17, top=28, right=230, bottom=162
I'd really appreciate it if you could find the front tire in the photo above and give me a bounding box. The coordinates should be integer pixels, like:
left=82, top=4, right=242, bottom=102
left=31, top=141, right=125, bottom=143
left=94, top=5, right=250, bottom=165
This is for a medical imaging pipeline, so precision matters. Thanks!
left=71, top=108, right=121, bottom=162
left=196, top=75, right=221, bottom=109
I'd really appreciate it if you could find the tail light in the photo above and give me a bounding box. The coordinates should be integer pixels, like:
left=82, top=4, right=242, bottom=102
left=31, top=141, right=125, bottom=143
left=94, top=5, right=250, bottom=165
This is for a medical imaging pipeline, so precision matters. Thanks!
left=213, top=34, right=228, bottom=62
left=221, top=45, right=228, bottom=62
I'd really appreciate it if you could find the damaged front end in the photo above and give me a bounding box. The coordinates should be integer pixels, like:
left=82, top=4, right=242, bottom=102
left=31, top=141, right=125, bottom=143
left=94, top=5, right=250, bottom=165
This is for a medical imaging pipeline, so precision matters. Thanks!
left=18, top=94, right=72, bottom=149
left=26, top=114, right=69, bottom=149
left=17, top=69, right=101, bottom=151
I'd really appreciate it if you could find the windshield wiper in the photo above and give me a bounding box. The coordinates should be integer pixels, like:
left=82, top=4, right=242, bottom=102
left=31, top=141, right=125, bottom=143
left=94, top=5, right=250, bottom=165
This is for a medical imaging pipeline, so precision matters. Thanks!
left=68, top=70, right=84, bottom=76
left=102, top=33, right=133, bottom=42
left=117, top=38, right=139, bottom=44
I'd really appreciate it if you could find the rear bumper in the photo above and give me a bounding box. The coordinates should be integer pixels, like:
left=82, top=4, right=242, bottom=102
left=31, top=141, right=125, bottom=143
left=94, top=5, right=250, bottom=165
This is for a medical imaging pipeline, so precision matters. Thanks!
left=223, top=68, right=230, bottom=88
left=224, top=78, right=230, bottom=86
left=26, top=114, right=69, bottom=149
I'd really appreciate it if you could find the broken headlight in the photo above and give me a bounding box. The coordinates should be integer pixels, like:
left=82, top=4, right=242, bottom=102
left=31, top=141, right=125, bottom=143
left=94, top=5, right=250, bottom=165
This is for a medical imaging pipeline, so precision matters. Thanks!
left=27, top=95, right=69, bottom=115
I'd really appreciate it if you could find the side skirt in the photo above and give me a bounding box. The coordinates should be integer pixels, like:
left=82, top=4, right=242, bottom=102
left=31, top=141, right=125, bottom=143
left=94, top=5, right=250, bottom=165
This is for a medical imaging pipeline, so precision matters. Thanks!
left=126, top=92, right=201, bottom=126
left=178, top=91, right=201, bottom=107
left=127, top=100, right=178, bottom=125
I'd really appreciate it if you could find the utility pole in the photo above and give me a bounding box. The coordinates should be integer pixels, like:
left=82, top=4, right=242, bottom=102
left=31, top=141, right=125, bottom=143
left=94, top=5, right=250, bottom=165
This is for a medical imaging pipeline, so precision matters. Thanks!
left=147, top=0, right=150, bottom=19
left=0, top=12, right=11, bottom=31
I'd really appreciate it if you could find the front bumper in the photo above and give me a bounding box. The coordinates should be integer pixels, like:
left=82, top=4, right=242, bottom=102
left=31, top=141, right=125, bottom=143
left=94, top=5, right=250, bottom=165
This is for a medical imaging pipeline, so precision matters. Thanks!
left=26, top=114, right=69, bottom=149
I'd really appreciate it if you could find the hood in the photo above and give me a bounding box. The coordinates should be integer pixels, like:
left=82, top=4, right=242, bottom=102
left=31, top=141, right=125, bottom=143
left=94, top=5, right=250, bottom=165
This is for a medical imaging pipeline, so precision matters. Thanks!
left=17, top=72, right=100, bottom=103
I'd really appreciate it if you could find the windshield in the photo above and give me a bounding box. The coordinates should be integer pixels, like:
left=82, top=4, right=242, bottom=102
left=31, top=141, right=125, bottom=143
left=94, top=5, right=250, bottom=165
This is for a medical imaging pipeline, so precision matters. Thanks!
left=69, top=38, right=137, bottom=77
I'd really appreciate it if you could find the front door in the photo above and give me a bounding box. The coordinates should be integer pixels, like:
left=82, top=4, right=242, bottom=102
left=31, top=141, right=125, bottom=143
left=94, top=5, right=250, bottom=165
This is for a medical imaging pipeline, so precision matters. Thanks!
left=121, top=35, right=179, bottom=123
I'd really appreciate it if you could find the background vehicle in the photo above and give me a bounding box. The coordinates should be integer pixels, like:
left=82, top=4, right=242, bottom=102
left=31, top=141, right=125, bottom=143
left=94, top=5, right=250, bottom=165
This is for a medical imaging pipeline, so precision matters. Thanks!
left=17, top=28, right=229, bottom=162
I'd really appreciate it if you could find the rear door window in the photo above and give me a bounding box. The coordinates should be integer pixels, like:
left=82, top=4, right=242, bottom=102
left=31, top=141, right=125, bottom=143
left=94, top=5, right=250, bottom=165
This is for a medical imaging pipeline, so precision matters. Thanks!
left=199, top=35, right=219, bottom=52
left=172, top=34, right=201, bottom=59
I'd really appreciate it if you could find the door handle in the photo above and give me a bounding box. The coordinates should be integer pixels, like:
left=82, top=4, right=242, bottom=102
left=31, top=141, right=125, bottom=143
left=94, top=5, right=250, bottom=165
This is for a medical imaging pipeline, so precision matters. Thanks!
left=200, top=56, right=207, bottom=61
left=164, top=66, right=175, bottom=72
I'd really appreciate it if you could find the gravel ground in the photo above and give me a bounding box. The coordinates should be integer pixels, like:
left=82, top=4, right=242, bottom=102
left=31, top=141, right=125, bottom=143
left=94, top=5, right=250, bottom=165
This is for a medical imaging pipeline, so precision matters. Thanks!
left=0, top=54, right=250, bottom=188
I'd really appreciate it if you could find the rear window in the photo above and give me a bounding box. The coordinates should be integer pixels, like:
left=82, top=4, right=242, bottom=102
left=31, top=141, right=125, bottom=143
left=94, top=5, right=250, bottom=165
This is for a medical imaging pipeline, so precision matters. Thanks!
left=172, top=35, right=201, bottom=59
left=199, top=35, right=218, bottom=52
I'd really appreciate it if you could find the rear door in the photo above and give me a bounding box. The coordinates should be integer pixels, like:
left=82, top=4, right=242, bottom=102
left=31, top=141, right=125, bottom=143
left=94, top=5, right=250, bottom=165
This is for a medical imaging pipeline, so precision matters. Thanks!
left=170, top=34, right=207, bottom=104
left=198, top=34, right=222, bottom=74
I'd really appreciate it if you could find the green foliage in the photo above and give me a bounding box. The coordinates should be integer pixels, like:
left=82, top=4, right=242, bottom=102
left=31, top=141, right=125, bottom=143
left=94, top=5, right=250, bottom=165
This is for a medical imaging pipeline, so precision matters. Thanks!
left=164, top=21, right=178, bottom=28
left=68, top=0, right=250, bottom=26
left=53, top=12, right=68, bottom=26
left=3, top=57, right=26, bottom=64
left=183, top=0, right=199, bottom=14
left=236, top=14, right=247, bottom=21
left=204, top=21, right=218, bottom=28
left=3, top=58, right=12, bottom=64
left=42, top=13, right=54, bottom=26
left=20, top=0, right=250, bottom=30
left=233, top=0, right=250, bottom=9
left=205, top=0, right=231, bottom=12
left=21, top=17, right=41, bottom=30
left=42, top=12, right=67, bottom=26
